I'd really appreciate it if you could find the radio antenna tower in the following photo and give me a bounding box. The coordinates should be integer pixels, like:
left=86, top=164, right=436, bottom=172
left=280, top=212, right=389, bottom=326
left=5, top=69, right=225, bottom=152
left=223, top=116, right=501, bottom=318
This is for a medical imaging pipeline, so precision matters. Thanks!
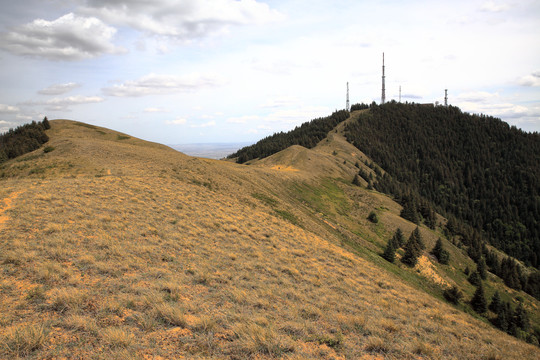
left=346, top=82, right=350, bottom=111
left=381, top=52, right=386, bottom=104
left=444, top=89, right=448, bottom=107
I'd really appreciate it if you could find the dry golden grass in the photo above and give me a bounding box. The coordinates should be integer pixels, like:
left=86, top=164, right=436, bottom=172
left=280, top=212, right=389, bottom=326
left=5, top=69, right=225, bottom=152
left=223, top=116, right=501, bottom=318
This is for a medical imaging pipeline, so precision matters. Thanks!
left=0, top=119, right=538, bottom=359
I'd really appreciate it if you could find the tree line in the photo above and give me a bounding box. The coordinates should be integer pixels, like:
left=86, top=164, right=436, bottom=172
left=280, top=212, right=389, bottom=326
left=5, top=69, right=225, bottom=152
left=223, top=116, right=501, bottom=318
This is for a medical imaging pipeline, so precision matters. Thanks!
left=228, top=110, right=350, bottom=163
left=0, top=117, right=50, bottom=163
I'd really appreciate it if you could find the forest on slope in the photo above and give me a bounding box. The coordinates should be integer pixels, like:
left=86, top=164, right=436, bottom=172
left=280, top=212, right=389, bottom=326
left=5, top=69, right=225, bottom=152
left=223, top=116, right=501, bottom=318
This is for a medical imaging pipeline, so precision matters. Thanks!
left=344, top=102, right=540, bottom=270
left=0, top=118, right=50, bottom=163
left=227, top=109, right=351, bottom=163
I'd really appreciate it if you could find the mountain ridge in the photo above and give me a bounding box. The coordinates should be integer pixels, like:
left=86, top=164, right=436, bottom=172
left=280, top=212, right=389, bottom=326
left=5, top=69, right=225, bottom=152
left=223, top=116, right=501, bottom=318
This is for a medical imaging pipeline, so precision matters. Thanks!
left=0, top=118, right=538, bottom=359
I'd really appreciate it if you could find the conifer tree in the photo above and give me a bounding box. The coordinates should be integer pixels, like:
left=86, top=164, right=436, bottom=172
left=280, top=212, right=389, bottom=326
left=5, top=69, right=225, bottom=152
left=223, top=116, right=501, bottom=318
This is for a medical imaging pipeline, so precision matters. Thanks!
left=411, top=227, right=425, bottom=250
left=471, top=281, right=488, bottom=314
left=513, top=302, right=530, bottom=332
left=391, top=228, right=405, bottom=248
left=468, top=271, right=481, bottom=286
left=489, top=291, right=502, bottom=313
left=352, top=174, right=361, bottom=186
left=42, top=116, right=51, bottom=130
left=478, top=257, right=487, bottom=280
left=400, top=198, right=419, bottom=224
left=495, top=302, right=510, bottom=332
left=401, top=228, right=423, bottom=267
left=431, top=238, right=450, bottom=264
left=382, top=239, right=396, bottom=263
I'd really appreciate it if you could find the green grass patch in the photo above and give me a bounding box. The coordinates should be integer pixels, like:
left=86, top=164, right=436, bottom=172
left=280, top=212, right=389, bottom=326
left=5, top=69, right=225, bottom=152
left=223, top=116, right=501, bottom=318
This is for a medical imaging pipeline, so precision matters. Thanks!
left=16, top=154, right=41, bottom=162
left=116, top=135, right=130, bottom=140
left=274, top=209, right=300, bottom=226
left=43, top=146, right=55, bottom=153
left=291, top=178, right=349, bottom=218
left=252, top=193, right=278, bottom=207
left=73, top=123, right=97, bottom=129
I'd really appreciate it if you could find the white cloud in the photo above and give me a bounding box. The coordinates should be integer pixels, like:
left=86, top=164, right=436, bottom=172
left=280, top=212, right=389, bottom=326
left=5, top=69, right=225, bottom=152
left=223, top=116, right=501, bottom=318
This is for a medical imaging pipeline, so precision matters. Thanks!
left=82, top=0, right=284, bottom=39
left=22, top=95, right=105, bottom=111
left=102, top=73, right=223, bottom=97
left=165, top=118, right=187, bottom=125
left=0, top=104, right=19, bottom=113
left=456, top=91, right=499, bottom=103
left=517, top=71, right=540, bottom=87
left=144, top=107, right=168, bottom=113
left=0, top=13, right=125, bottom=61
left=260, top=96, right=299, bottom=108
left=190, top=120, right=216, bottom=128
left=227, top=115, right=260, bottom=124
left=264, top=106, right=330, bottom=124
left=480, top=1, right=510, bottom=13
left=16, top=114, right=34, bottom=120
left=38, top=82, right=81, bottom=95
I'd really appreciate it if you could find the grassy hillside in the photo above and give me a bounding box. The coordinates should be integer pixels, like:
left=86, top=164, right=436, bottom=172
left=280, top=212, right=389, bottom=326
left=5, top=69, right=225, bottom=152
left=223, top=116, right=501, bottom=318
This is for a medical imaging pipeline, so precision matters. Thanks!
left=0, top=119, right=538, bottom=359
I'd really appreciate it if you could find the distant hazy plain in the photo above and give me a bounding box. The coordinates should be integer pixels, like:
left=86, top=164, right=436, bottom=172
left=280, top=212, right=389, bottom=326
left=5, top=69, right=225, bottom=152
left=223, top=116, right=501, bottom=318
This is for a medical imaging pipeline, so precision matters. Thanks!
left=170, top=143, right=252, bottom=159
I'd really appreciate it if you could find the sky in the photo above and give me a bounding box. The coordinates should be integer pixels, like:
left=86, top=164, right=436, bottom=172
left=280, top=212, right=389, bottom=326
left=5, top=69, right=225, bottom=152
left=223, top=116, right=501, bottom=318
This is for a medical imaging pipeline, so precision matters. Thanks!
left=0, top=0, right=539, bottom=145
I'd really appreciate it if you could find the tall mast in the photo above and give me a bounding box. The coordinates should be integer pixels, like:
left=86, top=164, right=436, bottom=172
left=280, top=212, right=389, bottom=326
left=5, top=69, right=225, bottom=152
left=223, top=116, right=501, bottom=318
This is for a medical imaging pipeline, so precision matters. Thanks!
left=381, top=52, right=386, bottom=104
left=346, top=82, right=350, bottom=111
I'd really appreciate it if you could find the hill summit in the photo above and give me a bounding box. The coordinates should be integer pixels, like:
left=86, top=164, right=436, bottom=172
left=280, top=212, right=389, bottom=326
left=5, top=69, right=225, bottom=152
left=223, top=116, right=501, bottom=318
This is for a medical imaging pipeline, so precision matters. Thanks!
left=0, top=117, right=539, bottom=359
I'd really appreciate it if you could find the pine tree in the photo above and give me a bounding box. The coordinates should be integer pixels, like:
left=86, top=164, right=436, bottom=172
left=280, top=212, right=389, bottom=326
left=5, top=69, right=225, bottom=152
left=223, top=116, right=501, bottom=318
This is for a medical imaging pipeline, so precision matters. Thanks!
left=42, top=116, right=51, bottom=130
left=471, top=281, right=488, bottom=314
left=513, top=302, right=530, bottom=332
left=410, top=227, right=425, bottom=250
left=382, top=239, right=396, bottom=263
left=431, top=238, right=450, bottom=264
left=400, top=198, right=419, bottom=224
left=478, top=257, right=487, bottom=280
left=391, top=228, right=405, bottom=248
left=352, top=174, right=361, bottom=186
left=401, top=229, right=423, bottom=267
left=495, top=302, right=510, bottom=332
left=468, top=271, right=481, bottom=286
left=489, top=291, right=502, bottom=313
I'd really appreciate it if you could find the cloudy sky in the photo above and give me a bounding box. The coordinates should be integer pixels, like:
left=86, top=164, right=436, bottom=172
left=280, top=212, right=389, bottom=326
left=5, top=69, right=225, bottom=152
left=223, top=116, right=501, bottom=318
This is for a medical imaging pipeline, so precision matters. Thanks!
left=1, top=0, right=539, bottom=144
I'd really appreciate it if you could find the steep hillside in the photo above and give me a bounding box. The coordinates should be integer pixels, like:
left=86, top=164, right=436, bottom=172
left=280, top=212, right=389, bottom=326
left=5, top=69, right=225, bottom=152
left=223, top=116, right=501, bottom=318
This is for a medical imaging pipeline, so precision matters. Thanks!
left=344, top=102, right=540, bottom=270
left=0, top=119, right=539, bottom=359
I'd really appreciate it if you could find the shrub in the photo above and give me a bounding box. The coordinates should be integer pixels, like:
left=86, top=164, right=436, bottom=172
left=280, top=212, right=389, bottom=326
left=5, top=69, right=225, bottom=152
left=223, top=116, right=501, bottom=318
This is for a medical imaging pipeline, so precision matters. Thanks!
left=367, top=211, right=379, bottom=223
left=43, top=146, right=55, bottom=153
left=443, top=286, right=463, bottom=304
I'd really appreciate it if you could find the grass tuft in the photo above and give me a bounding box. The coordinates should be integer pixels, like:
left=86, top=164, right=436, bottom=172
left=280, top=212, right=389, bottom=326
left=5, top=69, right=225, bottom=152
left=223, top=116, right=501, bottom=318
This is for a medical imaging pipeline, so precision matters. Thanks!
left=153, top=303, right=187, bottom=327
left=102, top=327, right=134, bottom=348
left=0, top=323, right=49, bottom=357
left=364, top=336, right=390, bottom=354
left=232, top=323, right=294, bottom=357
